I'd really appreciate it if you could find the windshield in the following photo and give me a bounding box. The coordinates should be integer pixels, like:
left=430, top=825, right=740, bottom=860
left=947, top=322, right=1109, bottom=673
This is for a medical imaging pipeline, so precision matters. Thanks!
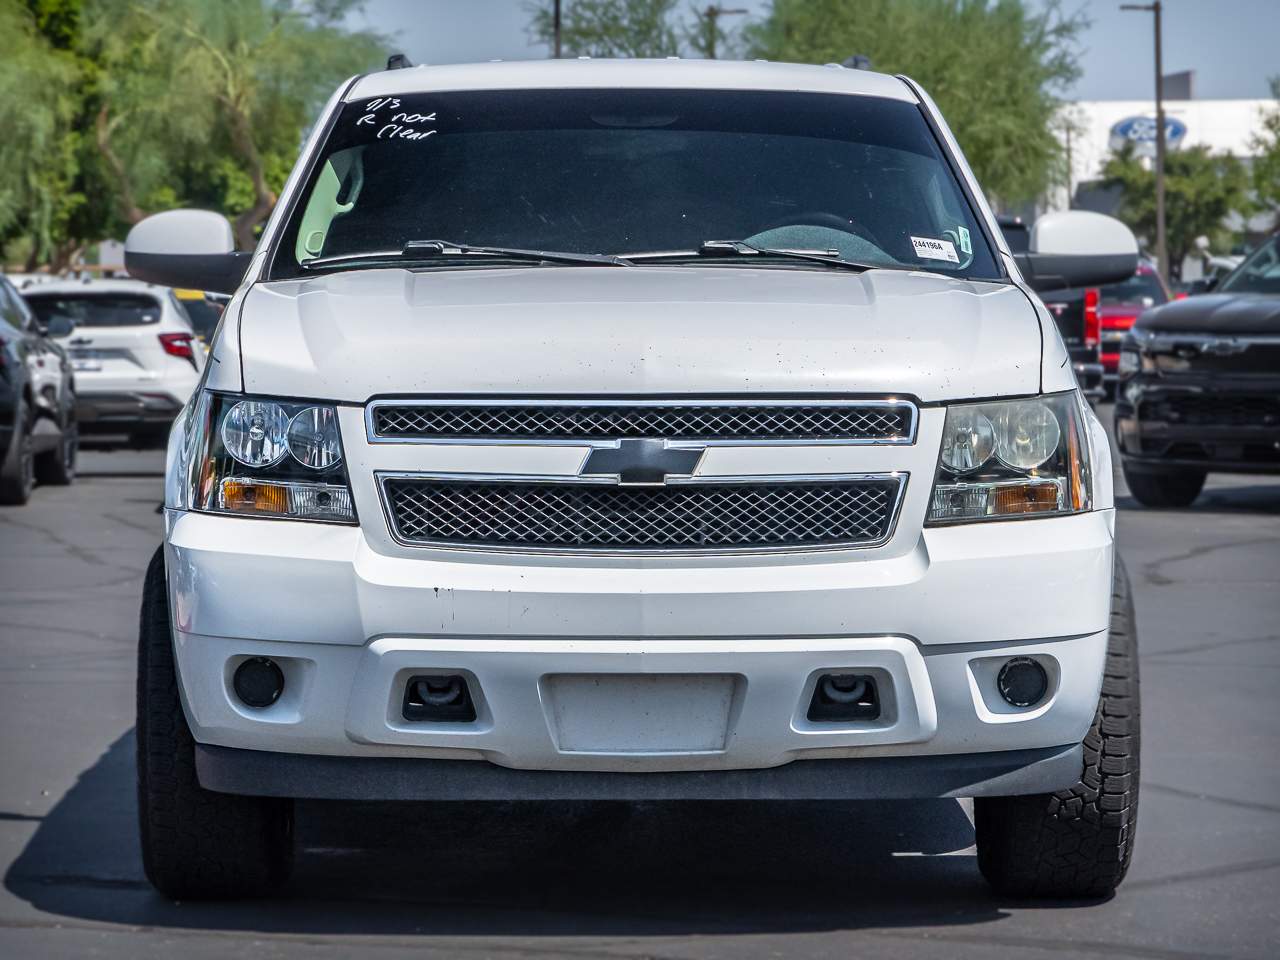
left=26, top=293, right=161, bottom=328
left=1098, top=269, right=1168, bottom=307
left=1219, top=235, right=1280, bottom=295
left=270, top=88, right=1002, bottom=281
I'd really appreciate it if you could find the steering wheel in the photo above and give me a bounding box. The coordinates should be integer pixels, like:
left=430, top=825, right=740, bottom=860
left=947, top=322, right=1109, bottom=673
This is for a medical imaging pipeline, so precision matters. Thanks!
left=762, top=211, right=884, bottom=249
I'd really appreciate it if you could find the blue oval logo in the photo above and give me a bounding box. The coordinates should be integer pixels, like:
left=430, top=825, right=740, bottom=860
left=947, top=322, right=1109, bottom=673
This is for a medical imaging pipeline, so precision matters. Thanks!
left=1109, top=115, right=1187, bottom=149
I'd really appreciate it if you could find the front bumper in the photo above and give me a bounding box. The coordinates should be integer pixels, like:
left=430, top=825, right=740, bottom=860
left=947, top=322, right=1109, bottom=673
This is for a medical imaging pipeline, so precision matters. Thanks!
left=1116, top=377, right=1280, bottom=474
left=77, top=391, right=183, bottom=432
left=195, top=742, right=1084, bottom=800
left=166, top=507, right=1114, bottom=790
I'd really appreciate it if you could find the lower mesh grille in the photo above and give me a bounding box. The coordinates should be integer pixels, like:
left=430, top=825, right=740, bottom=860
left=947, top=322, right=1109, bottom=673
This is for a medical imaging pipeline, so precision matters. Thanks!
left=382, top=477, right=903, bottom=551
left=1143, top=394, right=1280, bottom=427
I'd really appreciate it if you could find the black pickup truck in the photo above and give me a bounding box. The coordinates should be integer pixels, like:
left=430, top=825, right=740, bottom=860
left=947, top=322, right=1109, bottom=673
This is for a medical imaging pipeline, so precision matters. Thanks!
left=1114, top=231, right=1280, bottom=507
left=999, top=216, right=1105, bottom=400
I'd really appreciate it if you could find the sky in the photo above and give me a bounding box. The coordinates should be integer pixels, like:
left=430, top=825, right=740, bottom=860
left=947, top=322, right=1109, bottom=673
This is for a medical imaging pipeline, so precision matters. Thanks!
left=354, top=0, right=1279, bottom=102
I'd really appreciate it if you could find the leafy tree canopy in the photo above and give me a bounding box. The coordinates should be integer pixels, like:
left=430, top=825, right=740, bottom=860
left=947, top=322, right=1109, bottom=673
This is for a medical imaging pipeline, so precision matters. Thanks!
left=1250, top=76, right=1280, bottom=225
left=0, top=2, right=80, bottom=265
left=1102, top=144, right=1252, bottom=280
left=527, top=0, right=682, bottom=58
left=743, top=0, right=1085, bottom=206
left=1, top=0, right=386, bottom=267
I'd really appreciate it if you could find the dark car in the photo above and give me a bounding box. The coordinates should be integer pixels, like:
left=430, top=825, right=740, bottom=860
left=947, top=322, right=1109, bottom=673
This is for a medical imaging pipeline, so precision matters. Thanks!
left=1114, top=232, right=1280, bottom=507
left=0, top=275, right=78, bottom=504
left=998, top=216, right=1104, bottom=399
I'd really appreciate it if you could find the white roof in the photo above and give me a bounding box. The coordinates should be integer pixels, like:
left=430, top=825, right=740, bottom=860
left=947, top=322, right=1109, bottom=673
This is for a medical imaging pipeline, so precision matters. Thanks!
left=19, top=277, right=165, bottom=297
left=348, top=58, right=916, bottom=103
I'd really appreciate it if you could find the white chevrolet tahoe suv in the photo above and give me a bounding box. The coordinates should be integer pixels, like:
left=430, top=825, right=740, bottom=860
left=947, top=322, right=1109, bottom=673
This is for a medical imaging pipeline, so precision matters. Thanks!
left=126, top=59, right=1142, bottom=901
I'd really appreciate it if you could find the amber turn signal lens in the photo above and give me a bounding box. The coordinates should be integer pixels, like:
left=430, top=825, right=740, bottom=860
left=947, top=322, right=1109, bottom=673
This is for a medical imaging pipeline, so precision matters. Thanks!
left=989, top=481, right=1062, bottom=516
left=220, top=479, right=289, bottom=514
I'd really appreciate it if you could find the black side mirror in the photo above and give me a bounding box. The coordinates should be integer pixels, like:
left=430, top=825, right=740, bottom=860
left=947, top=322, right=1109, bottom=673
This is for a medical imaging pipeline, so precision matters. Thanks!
left=41, top=315, right=76, bottom=338
left=1015, top=211, right=1141, bottom=294
left=124, top=210, right=250, bottom=295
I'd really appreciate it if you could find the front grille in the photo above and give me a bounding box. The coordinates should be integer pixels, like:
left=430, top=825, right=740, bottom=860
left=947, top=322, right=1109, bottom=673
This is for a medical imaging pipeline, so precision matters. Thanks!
left=382, top=477, right=903, bottom=552
left=1143, top=394, right=1280, bottom=428
left=370, top=401, right=915, bottom=442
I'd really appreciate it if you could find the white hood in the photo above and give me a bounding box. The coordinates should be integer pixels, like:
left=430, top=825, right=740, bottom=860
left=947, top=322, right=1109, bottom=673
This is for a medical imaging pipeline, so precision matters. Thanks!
left=237, top=266, right=1041, bottom=402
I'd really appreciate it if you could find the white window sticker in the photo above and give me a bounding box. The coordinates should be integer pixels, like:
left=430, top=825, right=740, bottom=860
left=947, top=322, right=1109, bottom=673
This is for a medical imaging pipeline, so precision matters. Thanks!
left=958, top=226, right=972, bottom=255
left=911, top=236, right=960, bottom=264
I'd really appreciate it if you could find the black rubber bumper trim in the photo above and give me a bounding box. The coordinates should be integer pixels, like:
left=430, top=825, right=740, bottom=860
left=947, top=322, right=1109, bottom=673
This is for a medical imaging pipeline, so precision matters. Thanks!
left=195, top=743, right=1083, bottom=801
left=1119, top=453, right=1280, bottom=476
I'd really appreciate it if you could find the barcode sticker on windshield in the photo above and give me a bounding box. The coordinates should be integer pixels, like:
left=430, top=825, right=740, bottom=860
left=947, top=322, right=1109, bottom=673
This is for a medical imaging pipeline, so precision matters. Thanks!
left=911, top=236, right=960, bottom=263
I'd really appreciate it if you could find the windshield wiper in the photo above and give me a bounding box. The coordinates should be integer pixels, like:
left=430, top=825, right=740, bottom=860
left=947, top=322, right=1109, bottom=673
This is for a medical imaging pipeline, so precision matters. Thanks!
left=625, top=240, right=878, bottom=272
left=300, top=240, right=631, bottom=272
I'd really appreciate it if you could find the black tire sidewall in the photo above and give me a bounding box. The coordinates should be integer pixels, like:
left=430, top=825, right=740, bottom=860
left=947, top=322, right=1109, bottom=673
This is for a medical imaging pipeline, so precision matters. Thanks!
left=0, top=395, right=35, bottom=504
left=136, top=546, right=293, bottom=899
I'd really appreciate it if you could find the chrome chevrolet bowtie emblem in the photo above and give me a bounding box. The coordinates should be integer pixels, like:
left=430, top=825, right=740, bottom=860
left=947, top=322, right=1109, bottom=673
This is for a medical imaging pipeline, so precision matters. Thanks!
left=1202, top=338, right=1249, bottom=356
left=580, top=438, right=704, bottom=485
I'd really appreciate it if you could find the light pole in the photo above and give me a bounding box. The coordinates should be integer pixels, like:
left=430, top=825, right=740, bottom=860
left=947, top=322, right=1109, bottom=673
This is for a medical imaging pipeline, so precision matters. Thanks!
left=700, top=5, right=747, bottom=60
left=1121, top=1, right=1168, bottom=283
left=553, top=0, right=562, bottom=58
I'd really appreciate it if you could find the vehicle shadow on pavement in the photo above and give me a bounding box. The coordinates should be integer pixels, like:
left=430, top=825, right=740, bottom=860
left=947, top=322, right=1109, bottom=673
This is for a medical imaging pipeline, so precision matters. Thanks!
left=6, top=732, right=1090, bottom=936
left=1115, top=481, right=1280, bottom=516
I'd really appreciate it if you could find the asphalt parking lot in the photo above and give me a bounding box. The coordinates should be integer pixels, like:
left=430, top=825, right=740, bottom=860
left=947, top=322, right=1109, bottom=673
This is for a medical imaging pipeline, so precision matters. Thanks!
left=2, top=419, right=1278, bottom=960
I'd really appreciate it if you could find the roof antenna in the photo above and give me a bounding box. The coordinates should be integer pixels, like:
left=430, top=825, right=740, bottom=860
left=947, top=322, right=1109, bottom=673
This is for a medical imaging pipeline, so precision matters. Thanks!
left=386, top=53, right=413, bottom=70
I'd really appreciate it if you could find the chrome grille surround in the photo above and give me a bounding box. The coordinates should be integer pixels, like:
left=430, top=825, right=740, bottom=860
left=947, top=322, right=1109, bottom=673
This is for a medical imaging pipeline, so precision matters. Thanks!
left=378, top=472, right=907, bottom=555
left=367, top=398, right=917, bottom=445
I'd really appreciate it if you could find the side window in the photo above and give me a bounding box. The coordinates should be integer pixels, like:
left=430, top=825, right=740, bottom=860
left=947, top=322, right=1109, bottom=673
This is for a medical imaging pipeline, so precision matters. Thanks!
left=9, top=287, right=37, bottom=332
left=0, top=281, right=23, bottom=334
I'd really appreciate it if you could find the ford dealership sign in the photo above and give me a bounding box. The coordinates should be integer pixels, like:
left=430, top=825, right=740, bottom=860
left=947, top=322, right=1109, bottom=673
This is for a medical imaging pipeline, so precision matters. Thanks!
left=1108, top=115, right=1188, bottom=157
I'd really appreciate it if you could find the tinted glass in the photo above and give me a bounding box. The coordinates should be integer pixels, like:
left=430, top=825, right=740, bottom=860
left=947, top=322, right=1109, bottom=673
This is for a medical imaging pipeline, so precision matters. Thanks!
left=25, top=294, right=161, bottom=328
left=1219, top=235, right=1280, bottom=295
left=0, top=280, right=22, bottom=332
left=179, top=297, right=224, bottom=340
left=1098, top=269, right=1167, bottom=306
left=274, top=88, right=1001, bottom=280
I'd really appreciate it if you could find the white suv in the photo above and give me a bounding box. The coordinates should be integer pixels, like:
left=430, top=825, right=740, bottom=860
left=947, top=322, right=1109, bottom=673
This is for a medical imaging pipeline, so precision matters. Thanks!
left=23, top=278, right=204, bottom=445
left=127, top=60, right=1141, bottom=901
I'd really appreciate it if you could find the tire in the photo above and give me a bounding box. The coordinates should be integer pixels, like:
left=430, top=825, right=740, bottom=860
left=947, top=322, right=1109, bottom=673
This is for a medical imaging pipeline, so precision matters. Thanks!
left=137, top=546, right=293, bottom=899
left=1123, top=466, right=1205, bottom=508
left=0, top=395, right=36, bottom=505
left=974, top=557, right=1139, bottom=899
left=34, top=417, right=77, bottom=486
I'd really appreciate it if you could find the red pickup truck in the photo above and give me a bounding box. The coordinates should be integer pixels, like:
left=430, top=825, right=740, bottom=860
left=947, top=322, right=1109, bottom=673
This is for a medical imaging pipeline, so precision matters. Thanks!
left=1097, top=263, right=1173, bottom=392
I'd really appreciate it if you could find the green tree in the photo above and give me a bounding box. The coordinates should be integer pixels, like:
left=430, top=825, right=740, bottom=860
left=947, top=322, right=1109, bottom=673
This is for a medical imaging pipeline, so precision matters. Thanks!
left=527, top=0, right=681, bottom=58
left=743, top=0, right=1085, bottom=206
left=1250, top=76, right=1280, bottom=224
left=4, top=0, right=386, bottom=267
left=94, top=0, right=385, bottom=249
left=1102, top=144, right=1252, bottom=280
left=0, top=1, right=80, bottom=267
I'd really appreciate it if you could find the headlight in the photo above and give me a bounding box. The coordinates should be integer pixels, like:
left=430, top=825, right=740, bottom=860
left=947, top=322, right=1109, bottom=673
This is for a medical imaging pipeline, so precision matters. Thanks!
left=179, top=391, right=356, bottom=523
left=221, top=400, right=291, bottom=467
left=927, top=391, right=1091, bottom=524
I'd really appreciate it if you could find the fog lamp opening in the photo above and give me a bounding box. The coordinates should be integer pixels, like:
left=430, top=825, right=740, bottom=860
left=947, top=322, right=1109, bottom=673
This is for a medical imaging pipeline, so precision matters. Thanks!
left=232, top=657, right=284, bottom=709
left=997, top=657, right=1049, bottom=708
